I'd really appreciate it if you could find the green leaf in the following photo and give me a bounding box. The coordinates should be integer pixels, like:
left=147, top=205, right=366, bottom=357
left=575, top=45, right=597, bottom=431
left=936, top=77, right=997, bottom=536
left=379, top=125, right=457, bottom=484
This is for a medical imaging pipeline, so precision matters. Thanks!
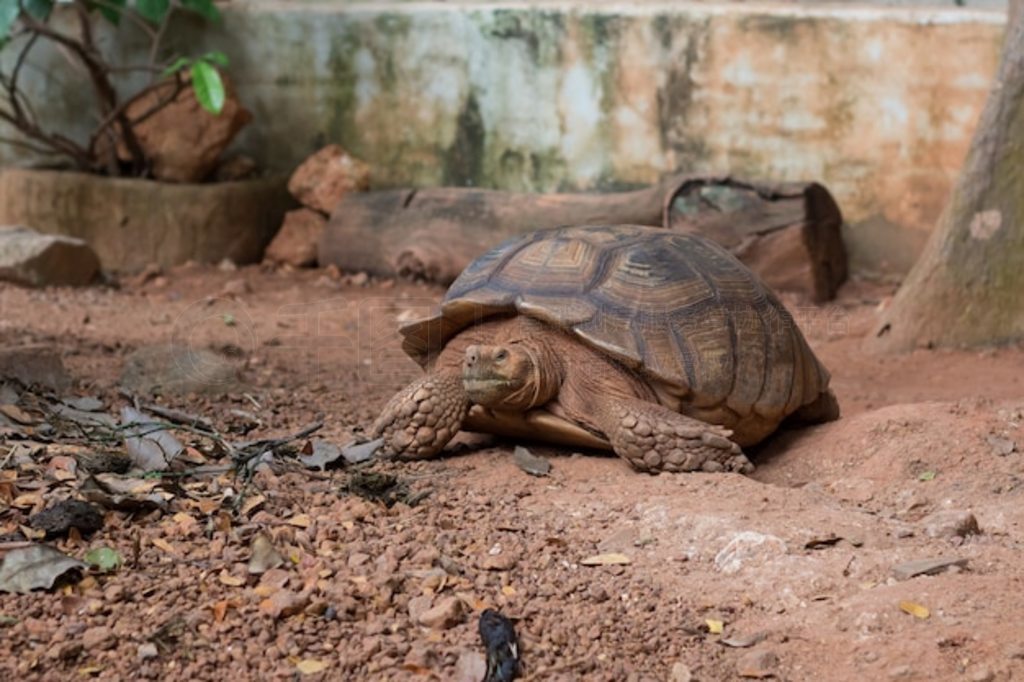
left=94, top=0, right=126, bottom=26
left=202, top=50, right=229, bottom=67
left=190, top=60, right=225, bottom=114
left=0, top=0, right=20, bottom=41
left=161, top=56, right=192, bottom=77
left=918, top=470, right=937, bottom=482
left=21, top=0, right=53, bottom=21
left=134, top=0, right=168, bottom=24
left=180, top=0, right=219, bottom=22
left=83, top=547, right=123, bottom=573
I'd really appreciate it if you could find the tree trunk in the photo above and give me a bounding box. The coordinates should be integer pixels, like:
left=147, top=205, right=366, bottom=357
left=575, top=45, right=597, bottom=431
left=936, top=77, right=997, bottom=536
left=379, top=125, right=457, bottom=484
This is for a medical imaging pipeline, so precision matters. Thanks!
left=870, top=2, right=1024, bottom=351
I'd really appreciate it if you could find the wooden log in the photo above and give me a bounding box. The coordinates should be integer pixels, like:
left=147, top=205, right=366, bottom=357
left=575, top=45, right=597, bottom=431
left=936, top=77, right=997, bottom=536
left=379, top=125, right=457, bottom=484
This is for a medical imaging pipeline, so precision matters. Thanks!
left=319, top=174, right=847, bottom=301
left=663, top=178, right=848, bottom=302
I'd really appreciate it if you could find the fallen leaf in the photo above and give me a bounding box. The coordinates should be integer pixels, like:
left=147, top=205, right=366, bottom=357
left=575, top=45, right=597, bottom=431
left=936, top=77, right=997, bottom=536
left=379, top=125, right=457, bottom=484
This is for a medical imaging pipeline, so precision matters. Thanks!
left=803, top=534, right=843, bottom=550
left=287, top=514, right=312, bottom=529
left=891, top=557, right=968, bottom=581
left=121, top=407, right=184, bottom=472
left=0, top=404, right=37, bottom=425
left=83, top=547, right=122, bottom=573
left=296, top=659, right=328, bottom=675
left=580, top=553, right=631, bottom=566
left=62, top=396, right=104, bottom=412
left=706, top=619, right=724, bottom=634
left=218, top=571, right=246, bottom=587
left=918, top=471, right=937, bottom=482
left=240, top=494, right=266, bottom=515
left=77, top=665, right=104, bottom=676
left=248, top=533, right=284, bottom=575
left=0, top=545, right=86, bottom=594
left=19, top=525, right=46, bottom=541
left=513, top=445, right=551, bottom=477
left=501, top=585, right=517, bottom=597
left=212, top=600, right=229, bottom=623
left=899, top=600, right=930, bottom=619
left=151, top=538, right=177, bottom=556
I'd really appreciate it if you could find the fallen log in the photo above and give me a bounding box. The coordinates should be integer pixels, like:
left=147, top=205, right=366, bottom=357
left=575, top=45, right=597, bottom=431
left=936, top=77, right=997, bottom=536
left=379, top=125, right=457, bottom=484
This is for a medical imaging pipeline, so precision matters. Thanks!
left=318, top=174, right=847, bottom=301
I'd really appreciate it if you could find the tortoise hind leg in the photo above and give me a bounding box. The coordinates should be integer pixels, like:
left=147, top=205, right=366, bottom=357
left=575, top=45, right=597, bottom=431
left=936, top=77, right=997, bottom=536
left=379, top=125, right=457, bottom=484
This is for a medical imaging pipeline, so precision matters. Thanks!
left=594, top=397, right=754, bottom=474
left=791, top=389, right=840, bottom=425
left=371, top=372, right=469, bottom=459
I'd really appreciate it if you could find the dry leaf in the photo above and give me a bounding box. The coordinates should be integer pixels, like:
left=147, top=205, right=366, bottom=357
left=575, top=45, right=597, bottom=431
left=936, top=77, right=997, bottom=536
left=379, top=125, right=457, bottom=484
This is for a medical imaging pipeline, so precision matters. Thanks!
left=287, top=514, right=312, bottom=529
left=501, top=585, right=517, bottom=597
left=218, top=571, right=246, bottom=587
left=151, top=538, right=177, bottom=555
left=706, top=619, right=724, bottom=634
left=0, top=544, right=86, bottom=594
left=240, top=495, right=266, bottom=515
left=248, top=533, right=285, bottom=575
left=296, top=659, right=328, bottom=675
left=121, top=406, right=184, bottom=472
left=580, top=553, right=631, bottom=566
left=19, top=525, right=46, bottom=541
left=899, top=600, right=930, bottom=619
left=212, top=600, right=229, bottom=622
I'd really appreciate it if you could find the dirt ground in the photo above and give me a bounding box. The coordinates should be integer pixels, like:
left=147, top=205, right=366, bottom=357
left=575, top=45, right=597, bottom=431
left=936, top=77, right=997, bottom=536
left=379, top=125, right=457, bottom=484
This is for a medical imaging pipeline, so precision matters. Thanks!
left=1, top=264, right=1023, bottom=681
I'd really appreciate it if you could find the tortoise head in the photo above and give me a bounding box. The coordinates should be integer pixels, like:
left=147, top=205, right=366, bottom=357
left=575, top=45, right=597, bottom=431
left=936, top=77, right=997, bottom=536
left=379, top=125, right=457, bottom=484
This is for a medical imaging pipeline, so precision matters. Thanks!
left=462, top=341, right=559, bottom=411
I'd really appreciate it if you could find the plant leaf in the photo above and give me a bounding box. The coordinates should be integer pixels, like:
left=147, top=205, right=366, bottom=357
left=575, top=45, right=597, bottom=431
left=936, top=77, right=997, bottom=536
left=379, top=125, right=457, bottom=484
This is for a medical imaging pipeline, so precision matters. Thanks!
left=134, top=0, right=169, bottom=24
left=161, top=56, right=192, bottom=77
left=899, top=600, right=930, bottom=619
left=180, top=0, right=219, bottom=22
left=0, top=545, right=86, bottom=594
left=202, top=50, right=229, bottom=67
left=190, top=60, right=225, bottom=114
left=0, top=0, right=20, bottom=40
left=21, top=0, right=53, bottom=21
left=83, top=547, right=122, bottom=573
left=91, top=0, right=125, bottom=25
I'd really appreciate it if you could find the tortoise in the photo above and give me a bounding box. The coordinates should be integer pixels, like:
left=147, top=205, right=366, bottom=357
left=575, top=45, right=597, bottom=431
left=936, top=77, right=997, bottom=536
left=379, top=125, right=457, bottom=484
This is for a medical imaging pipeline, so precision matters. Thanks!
left=371, top=225, right=838, bottom=473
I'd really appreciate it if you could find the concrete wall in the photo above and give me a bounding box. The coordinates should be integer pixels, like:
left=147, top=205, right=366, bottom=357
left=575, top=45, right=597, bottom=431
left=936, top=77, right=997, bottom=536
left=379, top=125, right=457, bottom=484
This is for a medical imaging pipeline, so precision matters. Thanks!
left=1, top=2, right=1008, bottom=275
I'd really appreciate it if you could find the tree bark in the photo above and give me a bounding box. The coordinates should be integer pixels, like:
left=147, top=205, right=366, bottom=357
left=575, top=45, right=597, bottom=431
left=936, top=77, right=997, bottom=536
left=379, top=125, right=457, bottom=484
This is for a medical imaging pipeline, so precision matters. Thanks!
left=869, top=2, right=1024, bottom=351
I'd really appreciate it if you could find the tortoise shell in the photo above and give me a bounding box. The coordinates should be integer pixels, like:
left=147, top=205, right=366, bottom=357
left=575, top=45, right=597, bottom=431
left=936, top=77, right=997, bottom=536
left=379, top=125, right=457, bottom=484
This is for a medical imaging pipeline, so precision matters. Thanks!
left=400, top=225, right=831, bottom=435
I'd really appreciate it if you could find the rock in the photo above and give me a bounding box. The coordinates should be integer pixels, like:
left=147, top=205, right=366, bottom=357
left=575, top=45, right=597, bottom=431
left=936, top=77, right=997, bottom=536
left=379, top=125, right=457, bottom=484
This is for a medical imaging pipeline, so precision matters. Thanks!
left=714, top=532, right=788, bottom=574
left=264, top=208, right=327, bottom=268
left=28, top=500, right=104, bottom=539
left=987, top=434, right=1017, bottom=456
left=967, top=665, right=995, bottom=682
left=403, top=645, right=436, bottom=670
left=453, top=650, right=487, bottom=682
left=287, top=145, right=370, bottom=214
left=669, top=662, right=693, bottom=681
left=481, top=545, right=519, bottom=571
left=0, top=344, right=71, bottom=391
left=407, top=595, right=433, bottom=623
left=891, top=557, right=968, bottom=581
left=81, top=626, right=113, bottom=650
left=259, top=589, right=310, bottom=619
left=418, top=596, right=463, bottom=630
left=737, top=650, right=779, bottom=679
left=137, top=642, right=159, bottom=661
left=120, top=344, right=241, bottom=396
left=107, top=76, right=252, bottom=183
left=0, top=226, right=100, bottom=287
left=920, top=510, right=980, bottom=539
left=221, top=278, right=252, bottom=297
left=888, top=664, right=912, bottom=678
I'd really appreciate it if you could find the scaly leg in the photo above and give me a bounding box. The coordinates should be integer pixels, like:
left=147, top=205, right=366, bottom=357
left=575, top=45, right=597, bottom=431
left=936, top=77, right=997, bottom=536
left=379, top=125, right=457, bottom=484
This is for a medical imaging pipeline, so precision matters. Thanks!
left=371, top=372, right=469, bottom=459
left=595, top=397, right=754, bottom=474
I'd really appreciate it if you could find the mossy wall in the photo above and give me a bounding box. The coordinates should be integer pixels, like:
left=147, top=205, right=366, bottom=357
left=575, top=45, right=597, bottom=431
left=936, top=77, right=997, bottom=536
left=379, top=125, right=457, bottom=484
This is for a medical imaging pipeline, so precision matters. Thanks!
left=0, top=2, right=1007, bottom=275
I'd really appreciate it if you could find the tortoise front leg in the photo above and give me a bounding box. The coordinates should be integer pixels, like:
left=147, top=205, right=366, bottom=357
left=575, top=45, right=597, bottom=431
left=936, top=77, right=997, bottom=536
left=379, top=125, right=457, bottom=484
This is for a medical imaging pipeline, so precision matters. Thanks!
left=594, top=397, right=754, bottom=474
left=371, top=372, right=470, bottom=459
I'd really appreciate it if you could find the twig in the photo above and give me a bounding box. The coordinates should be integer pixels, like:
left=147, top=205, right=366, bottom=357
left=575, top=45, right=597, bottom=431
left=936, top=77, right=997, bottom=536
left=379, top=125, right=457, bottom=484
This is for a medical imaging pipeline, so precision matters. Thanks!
left=141, top=403, right=215, bottom=433
left=0, top=541, right=36, bottom=553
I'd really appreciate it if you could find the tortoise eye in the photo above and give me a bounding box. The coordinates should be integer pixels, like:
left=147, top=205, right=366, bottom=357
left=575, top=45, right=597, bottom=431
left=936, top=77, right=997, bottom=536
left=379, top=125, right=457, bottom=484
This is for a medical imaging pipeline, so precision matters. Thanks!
left=494, top=349, right=509, bottom=362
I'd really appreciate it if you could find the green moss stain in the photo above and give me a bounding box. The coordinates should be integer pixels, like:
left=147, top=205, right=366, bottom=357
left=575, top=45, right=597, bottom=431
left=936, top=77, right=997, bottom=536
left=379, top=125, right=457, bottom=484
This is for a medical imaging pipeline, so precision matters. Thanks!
left=443, top=93, right=485, bottom=186
left=658, top=19, right=710, bottom=169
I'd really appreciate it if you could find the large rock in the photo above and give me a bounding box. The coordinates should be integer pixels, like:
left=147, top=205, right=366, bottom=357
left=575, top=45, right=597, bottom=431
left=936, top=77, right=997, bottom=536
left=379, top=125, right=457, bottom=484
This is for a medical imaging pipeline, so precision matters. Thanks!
left=0, top=226, right=99, bottom=287
left=109, top=76, right=252, bottom=183
left=0, top=344, right=71, bottom=391
left=288, top=145, right=370, bottom=214
left=0, top=169, right=292, bottom=272
left=120, top=344, right=241, bottom=396
left=264, top=208, right=327, bottom=267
